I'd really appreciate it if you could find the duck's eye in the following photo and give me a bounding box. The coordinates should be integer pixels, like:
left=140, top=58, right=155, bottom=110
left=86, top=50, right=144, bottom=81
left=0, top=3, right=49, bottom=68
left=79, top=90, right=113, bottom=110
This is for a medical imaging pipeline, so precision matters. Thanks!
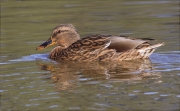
left=57, top=30, right=61, bottom=33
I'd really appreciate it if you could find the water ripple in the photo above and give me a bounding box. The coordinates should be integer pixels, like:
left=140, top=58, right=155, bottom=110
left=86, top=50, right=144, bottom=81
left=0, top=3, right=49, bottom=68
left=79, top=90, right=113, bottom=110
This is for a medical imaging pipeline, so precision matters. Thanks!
left=144, top=92, right=159, bottom=95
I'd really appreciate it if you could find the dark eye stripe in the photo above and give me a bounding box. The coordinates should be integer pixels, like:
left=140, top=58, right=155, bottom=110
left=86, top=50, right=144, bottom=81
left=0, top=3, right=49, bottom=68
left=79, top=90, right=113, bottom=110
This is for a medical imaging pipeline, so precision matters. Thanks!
left=52, top=30, right=68, bottom=38
left=57, top=30, right=61, bottom=33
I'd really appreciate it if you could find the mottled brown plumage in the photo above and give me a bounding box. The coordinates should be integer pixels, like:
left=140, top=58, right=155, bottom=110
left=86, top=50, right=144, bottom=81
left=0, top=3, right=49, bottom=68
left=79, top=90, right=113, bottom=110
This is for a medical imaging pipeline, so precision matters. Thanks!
left=36, top=24, right=164, bottom=61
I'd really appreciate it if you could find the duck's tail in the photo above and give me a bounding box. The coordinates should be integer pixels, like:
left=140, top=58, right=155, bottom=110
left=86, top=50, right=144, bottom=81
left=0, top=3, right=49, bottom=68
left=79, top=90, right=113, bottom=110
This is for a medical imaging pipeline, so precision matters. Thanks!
left=137, top=42, right=164, bottom=58
left=116, top=42, right=164, bottom=61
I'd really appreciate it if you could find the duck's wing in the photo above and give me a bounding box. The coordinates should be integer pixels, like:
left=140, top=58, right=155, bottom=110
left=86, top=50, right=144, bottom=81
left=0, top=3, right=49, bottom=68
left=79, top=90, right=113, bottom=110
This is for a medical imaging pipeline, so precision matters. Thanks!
left=69, top=34, right=151, bottom=53
left=108, top=35, right=149, bottom=52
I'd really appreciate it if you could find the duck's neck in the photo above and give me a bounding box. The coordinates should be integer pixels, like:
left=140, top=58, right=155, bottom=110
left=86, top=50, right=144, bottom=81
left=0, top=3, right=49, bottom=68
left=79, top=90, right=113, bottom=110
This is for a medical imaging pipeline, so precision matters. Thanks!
left=49, top=32, right=80, bottom=60
left=58, top=32, right=80, bottom=48
left=49, top=46, right=65, bottom=60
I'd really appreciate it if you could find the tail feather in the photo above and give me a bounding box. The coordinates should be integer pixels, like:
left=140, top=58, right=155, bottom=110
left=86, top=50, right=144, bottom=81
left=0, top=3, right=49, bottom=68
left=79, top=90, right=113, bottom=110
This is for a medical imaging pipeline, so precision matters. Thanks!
left=138, top=43, right=164, bottom=58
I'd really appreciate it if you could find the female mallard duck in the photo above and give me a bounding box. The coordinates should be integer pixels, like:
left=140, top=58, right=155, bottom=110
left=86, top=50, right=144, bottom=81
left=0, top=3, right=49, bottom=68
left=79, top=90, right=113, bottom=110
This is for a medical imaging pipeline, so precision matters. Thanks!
left=36, top=24, right=164, bottom=61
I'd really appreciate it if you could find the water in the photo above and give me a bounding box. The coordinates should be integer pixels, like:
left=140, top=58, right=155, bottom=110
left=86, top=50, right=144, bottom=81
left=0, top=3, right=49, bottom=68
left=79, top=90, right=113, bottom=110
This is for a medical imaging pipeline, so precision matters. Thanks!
left=1, top=1, right=180, bottom=110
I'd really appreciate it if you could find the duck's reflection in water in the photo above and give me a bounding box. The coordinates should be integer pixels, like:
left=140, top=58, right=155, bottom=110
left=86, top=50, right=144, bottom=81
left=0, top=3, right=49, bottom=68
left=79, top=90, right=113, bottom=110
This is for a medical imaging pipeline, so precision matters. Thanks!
left=37, top=59, right=161, bottom=91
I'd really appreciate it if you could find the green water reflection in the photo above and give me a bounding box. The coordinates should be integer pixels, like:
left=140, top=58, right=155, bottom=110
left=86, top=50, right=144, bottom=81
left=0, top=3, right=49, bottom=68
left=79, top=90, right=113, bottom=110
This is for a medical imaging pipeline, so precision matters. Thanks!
left=1, top=0, right=179, bottom=110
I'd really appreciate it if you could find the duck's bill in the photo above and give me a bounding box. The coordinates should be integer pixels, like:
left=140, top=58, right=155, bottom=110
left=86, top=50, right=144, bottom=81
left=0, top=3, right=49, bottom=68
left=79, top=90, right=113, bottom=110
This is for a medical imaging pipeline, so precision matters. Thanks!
left=36, top=38, right=56, bottom=50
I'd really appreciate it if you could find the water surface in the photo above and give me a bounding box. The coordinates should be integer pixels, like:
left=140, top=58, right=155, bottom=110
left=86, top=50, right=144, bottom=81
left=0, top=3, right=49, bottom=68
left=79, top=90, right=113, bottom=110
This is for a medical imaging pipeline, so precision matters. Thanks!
left=1, top=1, right=179, bottom=110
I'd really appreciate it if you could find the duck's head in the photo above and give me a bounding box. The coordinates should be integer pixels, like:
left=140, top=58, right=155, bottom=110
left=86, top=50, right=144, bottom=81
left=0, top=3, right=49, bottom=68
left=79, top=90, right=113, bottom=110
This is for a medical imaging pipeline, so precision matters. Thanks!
left=36, top=24, right=80, bottom=50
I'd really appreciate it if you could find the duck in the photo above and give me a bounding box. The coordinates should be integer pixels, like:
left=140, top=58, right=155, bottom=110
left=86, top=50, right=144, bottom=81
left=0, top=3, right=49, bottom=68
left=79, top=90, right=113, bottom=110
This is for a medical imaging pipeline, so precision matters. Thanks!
left=36, top=24, right=164, bottom=61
